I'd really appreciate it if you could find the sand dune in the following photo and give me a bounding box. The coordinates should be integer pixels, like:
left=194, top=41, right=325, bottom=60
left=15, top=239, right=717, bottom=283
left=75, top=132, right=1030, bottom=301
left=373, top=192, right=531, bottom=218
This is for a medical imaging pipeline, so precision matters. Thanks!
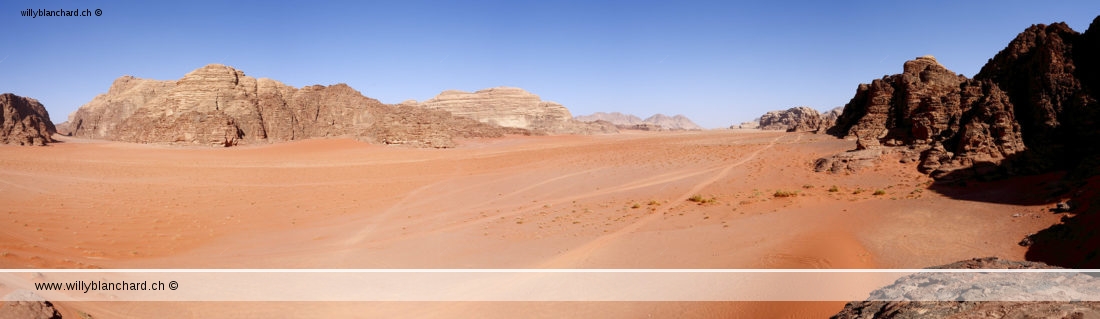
left=0, top=131, right=1063, bottom=317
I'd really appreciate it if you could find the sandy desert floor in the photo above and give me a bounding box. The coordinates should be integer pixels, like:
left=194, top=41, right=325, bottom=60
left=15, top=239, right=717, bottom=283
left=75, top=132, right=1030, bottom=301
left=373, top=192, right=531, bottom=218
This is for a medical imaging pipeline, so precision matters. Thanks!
left=0, top=130, right=1065, bottom=318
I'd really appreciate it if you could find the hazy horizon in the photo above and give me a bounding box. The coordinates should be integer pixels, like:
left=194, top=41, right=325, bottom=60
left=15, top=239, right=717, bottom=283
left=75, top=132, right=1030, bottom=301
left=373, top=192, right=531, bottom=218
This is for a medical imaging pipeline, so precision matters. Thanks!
left=2, top=0, right=1097, bottom=128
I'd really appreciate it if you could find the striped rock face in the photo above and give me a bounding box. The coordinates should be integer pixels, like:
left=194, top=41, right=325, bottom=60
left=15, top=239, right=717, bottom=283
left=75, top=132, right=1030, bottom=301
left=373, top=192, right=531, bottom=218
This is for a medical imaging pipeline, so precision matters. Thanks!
left=417, top=87, right=618, bottom=135
left=65, top=64, right=516, bottom=148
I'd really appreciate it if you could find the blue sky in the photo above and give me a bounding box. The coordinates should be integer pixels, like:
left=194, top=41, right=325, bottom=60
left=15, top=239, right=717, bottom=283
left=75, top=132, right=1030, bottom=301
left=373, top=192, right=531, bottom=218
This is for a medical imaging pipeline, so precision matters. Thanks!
left=1, top=1, right=1097, bottom=128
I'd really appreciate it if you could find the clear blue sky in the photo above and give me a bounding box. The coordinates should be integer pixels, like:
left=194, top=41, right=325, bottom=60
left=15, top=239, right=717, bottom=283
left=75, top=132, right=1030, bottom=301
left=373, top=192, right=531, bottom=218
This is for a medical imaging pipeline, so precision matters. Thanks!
left=2, top=1, right=1097, bottom=128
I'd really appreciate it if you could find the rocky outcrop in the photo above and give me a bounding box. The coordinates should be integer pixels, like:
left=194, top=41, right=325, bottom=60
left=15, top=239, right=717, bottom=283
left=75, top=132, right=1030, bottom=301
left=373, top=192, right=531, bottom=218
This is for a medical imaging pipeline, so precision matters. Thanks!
left=974, top=17, right=1100, bottom=175
left=67, top=64, right=516, bottom=147
left=758, top=106, right=830, bottom=133
left=826, top=56, right=1027, bottom=178
left=576, top=112, right=703, bottom=131
left=828, top=15, right=1100, bottom=179
left=832, top=257, right=1100, bottom=319
left=1, top=291, right=61, bottom=319
left=415, top=87, right=617, bottom=135
left=813, top=149, right=884, bottom=174
left=0, top=93, right=56, bottom=146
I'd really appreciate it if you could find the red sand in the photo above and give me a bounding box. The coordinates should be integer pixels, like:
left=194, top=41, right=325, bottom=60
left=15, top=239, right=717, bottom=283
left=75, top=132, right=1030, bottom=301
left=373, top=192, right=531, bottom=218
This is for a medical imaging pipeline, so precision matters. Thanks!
left=0, top=130, right=1062, bottom=317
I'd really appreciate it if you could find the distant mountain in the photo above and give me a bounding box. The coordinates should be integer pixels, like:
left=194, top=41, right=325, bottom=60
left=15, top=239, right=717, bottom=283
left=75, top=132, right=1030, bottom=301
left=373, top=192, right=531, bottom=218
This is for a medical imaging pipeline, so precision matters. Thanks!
left=574, top=112, right=643, bottom=126
left=575, top=112, right=702, bottom=131
left=410, top=87, right=617, bottom=135
left=642, top=114, right=703, bottom=131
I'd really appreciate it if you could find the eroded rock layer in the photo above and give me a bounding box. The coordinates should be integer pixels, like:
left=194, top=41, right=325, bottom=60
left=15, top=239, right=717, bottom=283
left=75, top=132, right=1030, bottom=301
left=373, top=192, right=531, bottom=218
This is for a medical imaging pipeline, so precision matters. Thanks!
left=67, top=64, right=517, bottom=147
left=416, top=87, right=617, bottom=135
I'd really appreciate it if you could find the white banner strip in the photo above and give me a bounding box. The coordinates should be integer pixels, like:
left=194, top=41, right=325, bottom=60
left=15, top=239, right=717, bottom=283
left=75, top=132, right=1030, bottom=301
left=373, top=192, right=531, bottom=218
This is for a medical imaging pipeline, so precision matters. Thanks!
left=2, top=270, right=1099, bottom=302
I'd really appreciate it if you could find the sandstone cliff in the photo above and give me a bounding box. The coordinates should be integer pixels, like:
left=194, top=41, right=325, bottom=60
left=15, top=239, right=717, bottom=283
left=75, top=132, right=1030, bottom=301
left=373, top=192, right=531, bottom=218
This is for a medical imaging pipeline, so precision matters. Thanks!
left=415, top=87, right=617, bottom=135
left=974, top=17, right=1100, bottom=175
left=67, top=64, right=516, bottom=147
left=0, top=93, right=56, bottom=146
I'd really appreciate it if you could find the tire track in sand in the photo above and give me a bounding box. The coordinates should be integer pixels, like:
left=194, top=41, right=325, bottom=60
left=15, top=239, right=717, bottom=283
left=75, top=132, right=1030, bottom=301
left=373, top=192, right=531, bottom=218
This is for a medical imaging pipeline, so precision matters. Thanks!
left=538, top=134, right=788, bottom=268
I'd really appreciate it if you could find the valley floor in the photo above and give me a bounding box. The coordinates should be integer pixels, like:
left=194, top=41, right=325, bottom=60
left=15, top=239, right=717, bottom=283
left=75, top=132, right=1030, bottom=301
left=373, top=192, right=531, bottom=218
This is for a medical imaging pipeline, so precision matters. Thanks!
left=0, top=130, right=1062, bottom=318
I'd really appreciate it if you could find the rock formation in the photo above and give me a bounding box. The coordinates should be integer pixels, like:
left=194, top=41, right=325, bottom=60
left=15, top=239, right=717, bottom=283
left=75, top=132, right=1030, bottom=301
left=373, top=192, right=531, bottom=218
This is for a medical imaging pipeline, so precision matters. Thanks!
left=832, top=257, right=1100, bottom=319
left=827, top=15, right=1100, bottom=179
left=67, top=64, right=518, bottom=148
left=821, top=106, right=843, bottom=130
left=1, top=291, right=61, bottom=319
left=575, top=112, right=702, bottom=131
left=0, top=93, right=56, bottom=146
left=758, top=106, right=830, bottom=133
left=974, top=17, right=1100, bottom=175
left=642, top=114, right=703, bottom=130
left=731, top=119, right=760, bottom=129
left=813, top=148, right=884, bottom=174
left=414, top=87, right=617, bottom=135
left=826, top=56, right=1026, bottom=177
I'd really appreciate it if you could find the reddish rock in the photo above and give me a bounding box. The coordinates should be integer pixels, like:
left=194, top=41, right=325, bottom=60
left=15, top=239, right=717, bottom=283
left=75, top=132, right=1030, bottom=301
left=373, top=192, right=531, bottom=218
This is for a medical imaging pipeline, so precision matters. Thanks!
left=67, top=64, right=516, bottom=147
left=0, top=93, right=56, bottom=146
left=758, top=106, right=832, bottom=133
left=975, top=17, right=1100, bottom=173
left=827, top=15, right=1100, bottom=179
left=740, top=106, right=841, bottom=131
left=827, top=56, right=1026, bottom=177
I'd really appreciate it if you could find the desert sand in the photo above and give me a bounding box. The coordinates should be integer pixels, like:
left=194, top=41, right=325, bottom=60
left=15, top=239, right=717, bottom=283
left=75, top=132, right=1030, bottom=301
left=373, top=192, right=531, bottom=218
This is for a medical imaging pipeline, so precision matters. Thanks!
left=0, top=130, right=1063, bottom=317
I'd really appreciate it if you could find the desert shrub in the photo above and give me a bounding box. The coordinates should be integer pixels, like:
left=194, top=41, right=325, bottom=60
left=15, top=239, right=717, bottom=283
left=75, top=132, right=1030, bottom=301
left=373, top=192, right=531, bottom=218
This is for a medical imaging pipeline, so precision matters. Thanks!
left=773, top=190, right=798, bottom=198
left=688, top=194, right=716, bottom=204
